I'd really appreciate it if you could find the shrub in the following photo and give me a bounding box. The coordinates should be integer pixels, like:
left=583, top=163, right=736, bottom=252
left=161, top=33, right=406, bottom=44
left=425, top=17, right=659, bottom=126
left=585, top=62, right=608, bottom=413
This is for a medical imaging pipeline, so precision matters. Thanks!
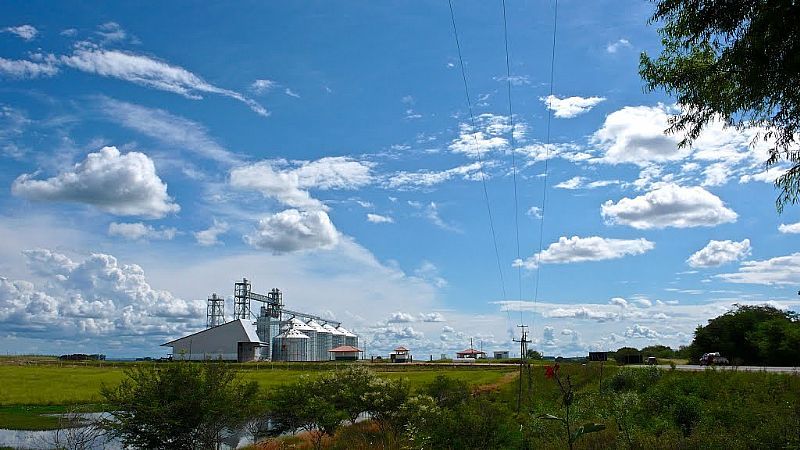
left=101, top=362, right=259, bottom=450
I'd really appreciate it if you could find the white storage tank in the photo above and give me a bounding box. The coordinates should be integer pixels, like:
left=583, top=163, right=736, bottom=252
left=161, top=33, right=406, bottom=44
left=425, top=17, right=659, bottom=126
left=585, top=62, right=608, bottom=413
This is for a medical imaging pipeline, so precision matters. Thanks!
left=306, top=319, right=331, bottom=361
left=272, top=328, right=309, bottom=362
left=323, top=323, right=346, bottom=357
left=336, top=325, right=358, bottom=348
left=287, top=317, right=316, bottom=361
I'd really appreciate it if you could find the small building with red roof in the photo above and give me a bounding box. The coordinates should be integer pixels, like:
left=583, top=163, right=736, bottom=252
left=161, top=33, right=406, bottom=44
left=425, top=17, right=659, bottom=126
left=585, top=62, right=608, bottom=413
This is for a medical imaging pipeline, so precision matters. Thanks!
left=328, top=345, right=363, bottom=361
left=456, top=348, right=487, bottom=359
left=390, top=346, right=411, bottom=363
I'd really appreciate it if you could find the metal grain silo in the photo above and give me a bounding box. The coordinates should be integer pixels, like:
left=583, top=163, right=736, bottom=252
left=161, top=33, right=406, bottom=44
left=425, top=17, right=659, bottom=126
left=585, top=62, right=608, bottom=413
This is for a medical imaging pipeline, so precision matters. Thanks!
left=306, top=319, right=330, bottom=361
left=323, top=324, right=346, bottom=357
left=287, top=317, right=316, bottom=361
left=336, top=325, right=358, bottom=348
left=272, top=328, right=309, bottom=362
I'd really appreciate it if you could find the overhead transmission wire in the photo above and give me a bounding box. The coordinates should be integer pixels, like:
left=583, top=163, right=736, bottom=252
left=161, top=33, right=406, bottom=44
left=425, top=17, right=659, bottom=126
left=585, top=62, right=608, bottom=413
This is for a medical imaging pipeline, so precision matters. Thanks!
left=500, top=0, right=524, bottom=328
left=447, top=0, right=510, bottom=327
left=533, top=0, right=560, bottom=316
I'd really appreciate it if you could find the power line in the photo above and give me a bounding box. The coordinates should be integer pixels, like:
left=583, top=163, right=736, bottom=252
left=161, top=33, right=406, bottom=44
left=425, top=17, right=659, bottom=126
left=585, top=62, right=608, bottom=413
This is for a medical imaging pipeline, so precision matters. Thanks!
left=500, top=0, right=524, bottom=327
left=448, top=0, right=508, bottom=303
left=532, top=0, right=559, bottom=314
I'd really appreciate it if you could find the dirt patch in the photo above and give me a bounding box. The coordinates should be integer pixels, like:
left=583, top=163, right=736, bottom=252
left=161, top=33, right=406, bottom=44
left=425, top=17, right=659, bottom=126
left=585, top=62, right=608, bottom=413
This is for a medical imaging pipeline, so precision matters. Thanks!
left=471, top=371, right=517, bottom=395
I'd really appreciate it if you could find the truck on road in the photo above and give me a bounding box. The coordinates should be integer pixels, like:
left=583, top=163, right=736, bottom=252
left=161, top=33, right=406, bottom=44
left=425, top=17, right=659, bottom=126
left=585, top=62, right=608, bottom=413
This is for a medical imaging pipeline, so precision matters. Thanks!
left=700, top=352, right=729, bottom=366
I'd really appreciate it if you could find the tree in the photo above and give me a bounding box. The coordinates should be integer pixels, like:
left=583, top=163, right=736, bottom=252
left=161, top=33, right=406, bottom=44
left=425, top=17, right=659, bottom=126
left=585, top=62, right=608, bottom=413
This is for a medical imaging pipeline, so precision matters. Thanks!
left=640, top=0, right=800, bottom=211
left=101, top=362, right=259, bottom=450
left=266, top=375, right=347, bottom=450
left=527, top=349, right=543, bottom=360
left=640, top=345, right=675, bottom=359
left=688, top=304, right=800, bottom=365
left=326, top=365, right=375, bottom=424
left=612, top=347, right=641, bottom=365
left=423, top=374, right=470, bottom=409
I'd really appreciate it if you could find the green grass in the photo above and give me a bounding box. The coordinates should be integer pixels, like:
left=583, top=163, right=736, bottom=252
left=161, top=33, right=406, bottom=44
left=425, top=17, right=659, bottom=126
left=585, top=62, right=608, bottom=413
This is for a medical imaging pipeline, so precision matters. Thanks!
left=0, top=361, right=512, bottom=431
left=0, top=365, right=125, bottom=406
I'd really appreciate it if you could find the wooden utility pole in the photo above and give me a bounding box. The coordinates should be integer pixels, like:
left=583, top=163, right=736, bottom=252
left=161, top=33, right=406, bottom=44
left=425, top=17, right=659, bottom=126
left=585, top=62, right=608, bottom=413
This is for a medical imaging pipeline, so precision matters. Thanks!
left=513, top=324, right=531, bottom=413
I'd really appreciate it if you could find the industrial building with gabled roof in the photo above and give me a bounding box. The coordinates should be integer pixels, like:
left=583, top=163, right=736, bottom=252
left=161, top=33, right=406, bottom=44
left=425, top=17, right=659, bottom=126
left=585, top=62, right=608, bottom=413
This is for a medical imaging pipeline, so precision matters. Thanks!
left=161, top=319, right=266, bottom=362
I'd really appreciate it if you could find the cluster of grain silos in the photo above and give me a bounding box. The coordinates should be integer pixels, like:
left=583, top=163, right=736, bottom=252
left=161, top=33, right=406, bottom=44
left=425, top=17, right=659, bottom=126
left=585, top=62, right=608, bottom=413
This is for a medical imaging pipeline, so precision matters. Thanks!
left=261, top=315, right=359, bottom=362
left=200, top=279, right=360, bottom=362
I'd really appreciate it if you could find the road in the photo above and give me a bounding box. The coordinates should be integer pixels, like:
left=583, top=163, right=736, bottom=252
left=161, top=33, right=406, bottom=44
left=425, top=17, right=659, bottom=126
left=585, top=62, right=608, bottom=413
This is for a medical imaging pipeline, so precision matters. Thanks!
left=653, top=364, right=800, bottom=374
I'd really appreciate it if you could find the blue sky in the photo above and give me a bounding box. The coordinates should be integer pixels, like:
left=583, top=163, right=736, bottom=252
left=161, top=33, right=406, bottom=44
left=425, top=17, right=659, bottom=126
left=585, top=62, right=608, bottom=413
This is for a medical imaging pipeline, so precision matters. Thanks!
left=1, top=1, right=798, bottom=358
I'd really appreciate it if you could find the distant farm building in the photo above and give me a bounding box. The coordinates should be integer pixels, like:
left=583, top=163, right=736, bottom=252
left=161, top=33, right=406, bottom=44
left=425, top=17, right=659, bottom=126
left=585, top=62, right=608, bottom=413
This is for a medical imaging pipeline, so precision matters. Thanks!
left=329, top=345, right=363, bottom=361
left=390, top=346, right=411, bottom=363
left=493, top=351, right=510, bottom=359
left=456, top=348, right=486, bottom=359
left=588, top=351, right=608, bottom=362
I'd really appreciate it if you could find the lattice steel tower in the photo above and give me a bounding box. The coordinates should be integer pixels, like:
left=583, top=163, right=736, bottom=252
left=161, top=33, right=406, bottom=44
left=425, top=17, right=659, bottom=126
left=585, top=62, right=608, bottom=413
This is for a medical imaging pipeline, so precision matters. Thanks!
left=206, top=293, right=225, bottom=328
left=234, top=278, right=251, bottom=320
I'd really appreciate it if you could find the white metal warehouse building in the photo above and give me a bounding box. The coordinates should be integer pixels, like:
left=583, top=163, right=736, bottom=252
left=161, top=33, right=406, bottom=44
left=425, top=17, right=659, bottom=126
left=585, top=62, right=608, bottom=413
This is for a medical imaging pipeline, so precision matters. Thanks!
left=161, top=319, right=266, bottom=362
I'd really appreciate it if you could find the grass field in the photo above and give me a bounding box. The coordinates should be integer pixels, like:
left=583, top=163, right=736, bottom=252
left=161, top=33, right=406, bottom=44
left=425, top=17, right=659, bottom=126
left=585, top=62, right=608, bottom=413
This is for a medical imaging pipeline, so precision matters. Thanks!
left=0, top=361, right=512, bottom=430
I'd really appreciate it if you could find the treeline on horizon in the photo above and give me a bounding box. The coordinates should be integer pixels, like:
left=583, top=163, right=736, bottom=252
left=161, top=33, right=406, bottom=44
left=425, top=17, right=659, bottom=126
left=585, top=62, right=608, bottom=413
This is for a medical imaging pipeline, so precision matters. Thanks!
left=606, top=305, right=800, bottom=366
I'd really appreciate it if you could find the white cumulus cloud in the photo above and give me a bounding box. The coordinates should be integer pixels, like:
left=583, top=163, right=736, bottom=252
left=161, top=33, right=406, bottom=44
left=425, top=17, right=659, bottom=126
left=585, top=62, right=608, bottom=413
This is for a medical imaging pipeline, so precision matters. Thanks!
left=778, top=222, right=800, bottom=234
left=12, top=146, right=179, bottom=218
left=541, top=95, right=605, bottom=118
left=108, top=222, right=177, bottom=241
left=3, top=25, right=38, bottom=40
left=601, top=183, right=737, bottom=229
left=515, top=236, right=654, bottom=269
left=687, top=239, right=751, bottom=268
left=194, top=220, right=229, bottom=246
left=367, top=213, right=394, bottom=224
left=419, top=312, right=445, bottom=322
left=716, top=253, right=800, bottom=285
left=244, top=209, right=339, bottom=253
left=606, top=38, right=632, bottom=53
left=387, top=312, right=415, bottom=323
left=593, top=105, right=686, bottom=166
left=624, top=324, right=660, bottom=339
left=230, top=157, right=373, bottom=211
left=0, top=249, right=200, bottom=341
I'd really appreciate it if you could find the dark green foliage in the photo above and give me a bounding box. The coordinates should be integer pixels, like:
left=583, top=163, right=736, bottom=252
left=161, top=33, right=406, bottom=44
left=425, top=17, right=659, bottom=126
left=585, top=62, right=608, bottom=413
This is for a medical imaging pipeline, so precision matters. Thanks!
left=527, top=349, right=543, bottom=360
left=266, top=367, right=414, bottom=448
left=406, top=376, right=519, bottom=450
left=422, top=374, right=470, bottom=408
left=100, top=362, right=259, bottom=450
left=607, top=367, right=662, bottom=393
left=688, top=304, right=800, bottom=365
left=611, top=347, right=642, bottom=365
left=640, top=345, right=676, bottom=359
left=265, top=373, right=350, bottom=449
left=640, top=0, right=800, bottom=211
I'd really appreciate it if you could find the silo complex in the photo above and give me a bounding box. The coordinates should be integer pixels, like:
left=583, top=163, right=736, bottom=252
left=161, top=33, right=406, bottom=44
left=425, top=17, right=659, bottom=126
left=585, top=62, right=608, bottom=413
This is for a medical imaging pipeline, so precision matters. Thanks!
left=184, top=278, right=359, bottom=362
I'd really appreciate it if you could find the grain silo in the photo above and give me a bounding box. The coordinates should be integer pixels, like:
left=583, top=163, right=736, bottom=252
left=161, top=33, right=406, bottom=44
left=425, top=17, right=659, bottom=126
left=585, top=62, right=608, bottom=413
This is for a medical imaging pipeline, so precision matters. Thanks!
left=287, top=317, right=316, bottom=361
left=272, top=328, right=309, bottom=362
left=323, top=323, right=346, bottom=356
left=306, top=319, right=331, bottom=361
left=336, top=325, right=358, bottom=348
